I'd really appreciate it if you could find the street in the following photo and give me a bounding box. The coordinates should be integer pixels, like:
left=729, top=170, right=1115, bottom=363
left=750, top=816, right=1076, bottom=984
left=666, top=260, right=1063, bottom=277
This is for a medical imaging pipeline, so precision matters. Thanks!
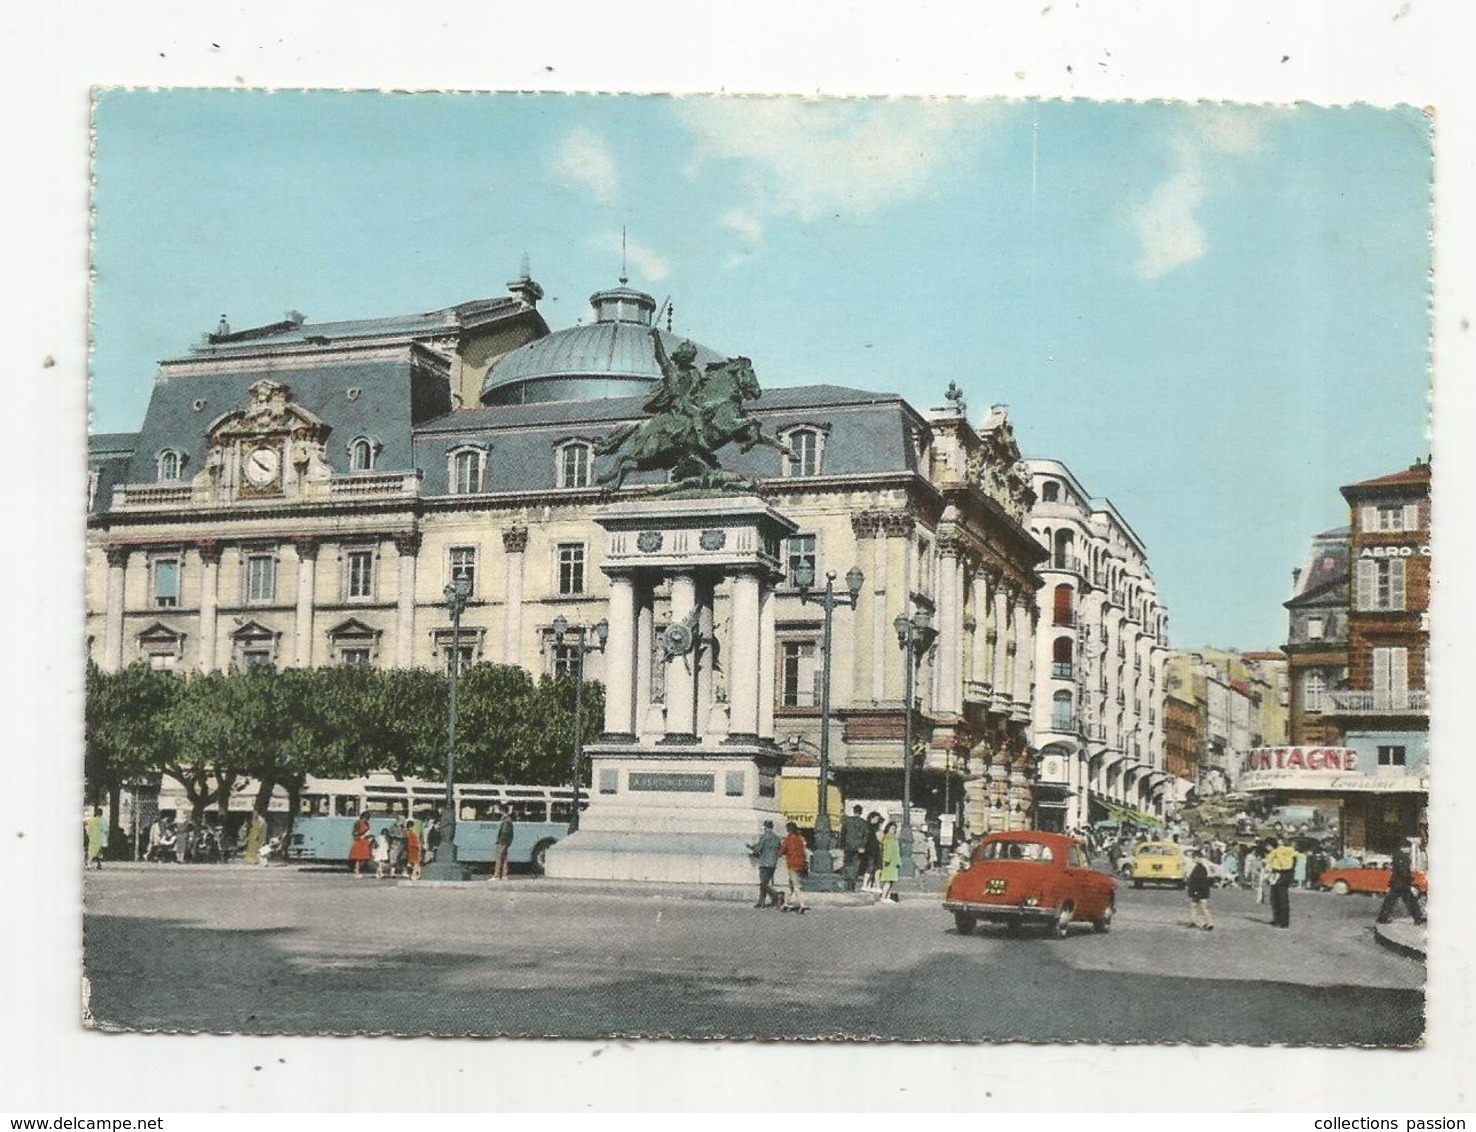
left=82, top=866, right=1424, bottom=1044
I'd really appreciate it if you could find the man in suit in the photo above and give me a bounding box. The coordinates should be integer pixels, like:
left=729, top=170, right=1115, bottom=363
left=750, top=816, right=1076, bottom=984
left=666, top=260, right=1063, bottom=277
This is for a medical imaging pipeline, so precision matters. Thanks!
left=839, top=805, right=870, bottom=892
left=1376, top=841, right=1427, bottom=926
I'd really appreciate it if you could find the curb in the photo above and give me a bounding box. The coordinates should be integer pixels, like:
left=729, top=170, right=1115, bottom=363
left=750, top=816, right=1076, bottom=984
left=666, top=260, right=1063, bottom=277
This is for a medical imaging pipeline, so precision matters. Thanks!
left=1373, top=921, right=1427, bottom=961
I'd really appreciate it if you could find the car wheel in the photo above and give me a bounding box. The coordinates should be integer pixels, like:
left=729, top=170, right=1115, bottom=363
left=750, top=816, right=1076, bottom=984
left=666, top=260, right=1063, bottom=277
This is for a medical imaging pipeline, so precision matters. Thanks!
left=954, top=911, right=978, bottom=936
left=1092, top=898, right=1114, bottom=933
left=531, top=839, right=556, bottom=876
left=1049, top=902, right=1074, bottom=939
left=1331, top=880, right=1349, bottom=896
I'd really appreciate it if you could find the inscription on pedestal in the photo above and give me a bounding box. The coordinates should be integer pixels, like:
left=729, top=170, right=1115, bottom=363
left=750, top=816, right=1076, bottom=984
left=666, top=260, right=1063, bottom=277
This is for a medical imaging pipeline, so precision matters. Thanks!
left=628, top=772, right=716, bottom=793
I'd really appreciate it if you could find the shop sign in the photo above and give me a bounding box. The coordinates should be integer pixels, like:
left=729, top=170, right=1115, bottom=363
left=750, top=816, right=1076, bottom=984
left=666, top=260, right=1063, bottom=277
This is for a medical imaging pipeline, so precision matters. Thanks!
left=1241, top=746, right=1358, bottom=773
left=1239, top=769, right=1428, bottom=794
left=1358, top=544, right=1430, bottom=557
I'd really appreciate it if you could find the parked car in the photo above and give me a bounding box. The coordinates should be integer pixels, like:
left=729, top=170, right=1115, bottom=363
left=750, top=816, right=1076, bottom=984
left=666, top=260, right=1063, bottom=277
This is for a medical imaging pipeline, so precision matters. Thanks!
left=1130, top=841, right=1187, bottom=888
left=1316, top=863, right=1428, bottom=897
left=943, top=831, right=1117, bottom=938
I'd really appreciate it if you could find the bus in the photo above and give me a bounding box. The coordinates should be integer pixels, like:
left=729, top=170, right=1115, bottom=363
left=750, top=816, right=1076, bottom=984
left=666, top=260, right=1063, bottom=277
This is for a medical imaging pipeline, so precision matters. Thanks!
left=285, top=775, right=583, bottom=873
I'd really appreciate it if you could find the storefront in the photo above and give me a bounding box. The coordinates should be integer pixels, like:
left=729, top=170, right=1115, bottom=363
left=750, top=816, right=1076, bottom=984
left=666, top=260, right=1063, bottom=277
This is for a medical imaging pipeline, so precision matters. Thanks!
left=1236, top=745, right=1428, bottom=855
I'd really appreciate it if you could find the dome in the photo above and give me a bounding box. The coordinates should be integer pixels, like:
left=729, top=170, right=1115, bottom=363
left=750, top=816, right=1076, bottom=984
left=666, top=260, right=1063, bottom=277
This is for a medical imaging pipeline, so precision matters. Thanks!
left=480, top=282, right=726, bottom=406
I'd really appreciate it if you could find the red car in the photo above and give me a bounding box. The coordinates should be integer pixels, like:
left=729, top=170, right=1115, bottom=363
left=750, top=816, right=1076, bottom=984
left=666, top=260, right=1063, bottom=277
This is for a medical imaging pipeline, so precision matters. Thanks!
left=1316, top=865, right=1428, bottom=897
left=943, top=831, right=1117, bottom=938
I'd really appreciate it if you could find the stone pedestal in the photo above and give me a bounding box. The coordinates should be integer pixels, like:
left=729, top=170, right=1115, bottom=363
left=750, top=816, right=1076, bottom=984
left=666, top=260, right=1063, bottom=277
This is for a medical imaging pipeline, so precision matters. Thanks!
left=544, top=495, right=797, bottom=884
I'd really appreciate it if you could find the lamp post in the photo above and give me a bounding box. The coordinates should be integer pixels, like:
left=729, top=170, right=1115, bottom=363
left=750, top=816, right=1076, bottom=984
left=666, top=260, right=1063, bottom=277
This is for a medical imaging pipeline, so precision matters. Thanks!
left=792, top=561, right=863, bottom=890
left=894, top=609, right=939, bottom=879
left=422, top=575, right=473, bottom=881
left=552, top=615, right=609, bottom=832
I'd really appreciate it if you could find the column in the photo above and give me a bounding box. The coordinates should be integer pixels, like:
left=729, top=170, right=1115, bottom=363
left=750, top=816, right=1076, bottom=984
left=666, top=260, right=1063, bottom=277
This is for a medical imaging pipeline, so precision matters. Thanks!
left=729, top=571, right=761, bottom=738
left=635, top=586, right=654, bottom=738
left=695, top=577, right=716, bottom=732
left=293, top=538, right=318, bottom=667
left=971, top=571, right=989, bottom=690
left=935, top=540, right=963, bottom=715
left=197, top=541, right=221, bottom=672
left=394, top=531, right=421, bottom=667
left=103, top=545, right=129, bottom=672
left=758, top=579, right=777, bottom=740
left=501, top=526, right=528, bottom=668
left=1012, top=598, right=1033, bottom=708
left=991, top=580, right=1010, bottom=708
left=604, top=573, right=637, bottom=737
left=665, top=571, right=698, bottom=738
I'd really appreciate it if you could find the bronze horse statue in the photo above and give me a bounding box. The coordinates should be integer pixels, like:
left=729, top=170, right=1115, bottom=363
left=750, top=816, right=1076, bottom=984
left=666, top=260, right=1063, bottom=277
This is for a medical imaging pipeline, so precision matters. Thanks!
left=596, top=330, right=791, bottom=493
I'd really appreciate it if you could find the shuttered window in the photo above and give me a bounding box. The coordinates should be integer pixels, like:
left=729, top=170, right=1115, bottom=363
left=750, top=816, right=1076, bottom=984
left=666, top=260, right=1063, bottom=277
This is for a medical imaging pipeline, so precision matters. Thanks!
left=1372, top=647, right=1409, bottom=709
left=1355, top=558, right=1405, bottom=611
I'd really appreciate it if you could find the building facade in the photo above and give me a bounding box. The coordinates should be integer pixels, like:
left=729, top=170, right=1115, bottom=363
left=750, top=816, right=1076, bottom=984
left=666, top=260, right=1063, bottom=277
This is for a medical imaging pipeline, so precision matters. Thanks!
left=1024, top=460, right=1169, bottom=830
left=87, top=274, right=1048, bottom=841
left=1283, top=527, right=1351, bottom=747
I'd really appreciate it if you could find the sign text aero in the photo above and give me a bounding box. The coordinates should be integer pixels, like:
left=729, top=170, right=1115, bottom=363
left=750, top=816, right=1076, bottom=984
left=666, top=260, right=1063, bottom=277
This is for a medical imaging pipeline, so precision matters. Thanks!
left=1240, top=746, right=1359, bottom=773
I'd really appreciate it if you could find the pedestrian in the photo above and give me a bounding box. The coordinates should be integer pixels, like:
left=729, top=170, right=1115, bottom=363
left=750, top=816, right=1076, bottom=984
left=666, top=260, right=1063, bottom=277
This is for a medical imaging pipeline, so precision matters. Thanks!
left=838, top=805, right=869, bottom=891
left=241, top=810, right=265, bottom=866
left=1221, top=847, right=1239, bottom=888
left=424, top=812, right=442, bottom=865
left=1376, top=840, right=1427, bottom=926
left=84, top=806, right=107, bottom=870
left=404, top=819, right=422, bottom=881
left=877, top=821, right=901, bottom=904
left=951, top=836, right=974, bottom=874
left=923, top=828, right=939, bottom=873
left=389, top=815, right=408, bottom=877
left=862, top=813, right=883, bottom=891
left=1186, top=852, right=1215, bottom=931
left=747, top=819, right=782, bottom=908
left=1265, top=836, right=1296, bottom=928
left=1293, top=846, right=1309, bottom=889
left=778, top=821, right=809, bottom=913
left=349, top=812, right=372, bottom=877
left=493, top=807, right=515, bottom=880
left=373, top=827, right=392, bottom=879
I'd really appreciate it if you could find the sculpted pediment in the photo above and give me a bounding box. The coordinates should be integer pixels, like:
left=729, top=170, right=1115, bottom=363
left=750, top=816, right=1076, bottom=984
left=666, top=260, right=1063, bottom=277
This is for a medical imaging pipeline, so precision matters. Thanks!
left=205, top=379, right=330, bottom=444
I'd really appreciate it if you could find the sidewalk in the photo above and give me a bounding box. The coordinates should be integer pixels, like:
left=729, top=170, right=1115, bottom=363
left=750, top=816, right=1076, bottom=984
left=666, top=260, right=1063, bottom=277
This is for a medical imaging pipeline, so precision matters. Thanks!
left=1373, top=918, right=1427, bottom=960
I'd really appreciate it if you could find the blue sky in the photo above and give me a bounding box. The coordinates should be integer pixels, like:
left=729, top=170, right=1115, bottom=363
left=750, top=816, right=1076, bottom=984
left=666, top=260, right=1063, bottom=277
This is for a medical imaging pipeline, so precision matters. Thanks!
left=90, top=91, right=1432, bottom=651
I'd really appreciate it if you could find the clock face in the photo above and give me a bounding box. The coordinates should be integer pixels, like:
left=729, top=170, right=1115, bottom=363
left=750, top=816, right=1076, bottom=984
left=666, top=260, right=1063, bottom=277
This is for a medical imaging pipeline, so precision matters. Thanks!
left=243, top=445, right=281, bottom=486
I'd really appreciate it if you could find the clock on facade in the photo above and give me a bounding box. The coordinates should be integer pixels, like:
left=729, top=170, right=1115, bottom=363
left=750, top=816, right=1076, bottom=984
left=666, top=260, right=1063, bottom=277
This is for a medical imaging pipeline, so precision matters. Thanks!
left=243, top=445, right=281, bottom=486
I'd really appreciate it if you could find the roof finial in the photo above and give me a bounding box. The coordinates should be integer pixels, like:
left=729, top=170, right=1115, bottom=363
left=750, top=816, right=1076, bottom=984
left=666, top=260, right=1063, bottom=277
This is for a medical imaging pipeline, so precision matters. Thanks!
left=518, top=251, right=531, bottom=281
left=620, top=226, right=628, bottom=286
left=216, top=314, right=230, bottom=337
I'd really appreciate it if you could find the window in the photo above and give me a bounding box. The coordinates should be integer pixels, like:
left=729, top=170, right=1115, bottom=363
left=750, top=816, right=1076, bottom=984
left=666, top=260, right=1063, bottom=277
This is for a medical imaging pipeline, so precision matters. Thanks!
left=1372, top=646, right=1409, bottom=709
left=780, top=641, right=819, bottom=707
left=557, top=543, right=586, bottom=595
left=156, top=449, right=183, bottom=482
left=976, top=840, right=1054, bottom=863
left=1377, top=745, right=1407, bottom=767
left=783, top=428, right=822, bottom=477
left=1041, top=481, right=1060, bottom=502
left=445, top=644, right=476, bottom=673
left=346, top=549, right=375, bottom=599
left=786, top=534, right=816, bottom=584
left=449, top=546, right=477, bottom=595
left=243, top=650, right=273, bottom=669
left=1052, top=635, right=1074, bottom=678
left=152, top=557, right=180, bottom=608
left=1053, top=529, right=1074, bottom=570
left=449, top=447, right=485, bottom=494
left=1355, top=558, right=1406, bottom=611
left=547, top=634, right=584, bottom=680
left=1303, top=671, right=1325, bottom=712
left=1052, top=583, right=1074, bottom=627
left=558, top=442, right=592, bottom=489
left=340, top=648, right=371, bottom=667
left=1051, top=690, right=1074, bottom=731
left=915, top=537, right=932, bottom=592
left=348, top=437, right=377, bottom=472
left=148, top=653, right=177, bottom=672
left=1306, top=617, right=1325, bottom=641
left=1371, top=504, right=1416, bottom=532
left=245, top=552, right=276, bottom=603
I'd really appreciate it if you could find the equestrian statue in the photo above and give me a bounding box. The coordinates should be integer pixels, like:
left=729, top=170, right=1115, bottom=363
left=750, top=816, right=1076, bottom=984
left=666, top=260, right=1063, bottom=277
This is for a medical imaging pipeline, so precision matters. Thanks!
left=595, top=329, right=791, bottom=493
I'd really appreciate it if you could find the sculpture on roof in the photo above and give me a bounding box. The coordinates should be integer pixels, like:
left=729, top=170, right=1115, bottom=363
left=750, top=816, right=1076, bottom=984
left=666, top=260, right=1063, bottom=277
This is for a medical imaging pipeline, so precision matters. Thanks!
left=595, top=329, right=791, bottom=493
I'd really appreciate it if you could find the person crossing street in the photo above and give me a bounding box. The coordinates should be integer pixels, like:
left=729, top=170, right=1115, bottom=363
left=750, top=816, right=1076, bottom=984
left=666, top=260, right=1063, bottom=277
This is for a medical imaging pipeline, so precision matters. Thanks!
left=747, top=820, right=782, bottom=908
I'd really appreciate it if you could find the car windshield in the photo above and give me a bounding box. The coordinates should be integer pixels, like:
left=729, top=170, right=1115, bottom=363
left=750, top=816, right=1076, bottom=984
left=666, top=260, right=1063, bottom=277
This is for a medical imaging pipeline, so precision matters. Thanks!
left=1138, top=845, right=1178, bottom=856
left=976, top=840, right=1054, bottom=863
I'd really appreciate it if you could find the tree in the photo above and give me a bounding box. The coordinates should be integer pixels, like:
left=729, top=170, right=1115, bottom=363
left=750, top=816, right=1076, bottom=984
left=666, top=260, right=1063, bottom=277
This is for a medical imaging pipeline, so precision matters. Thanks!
left=84, top=661, right=180, bottom=850
left=159, top=670, right=277, bottom=824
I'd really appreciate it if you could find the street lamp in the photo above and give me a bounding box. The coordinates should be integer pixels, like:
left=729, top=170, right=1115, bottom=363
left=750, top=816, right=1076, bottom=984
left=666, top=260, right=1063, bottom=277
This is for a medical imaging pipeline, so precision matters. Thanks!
left=792, top=561, right=863, bottom=890
left=894, top=609, right=939, bottom=879
left=422, top=575, right=473, bottom=881
left=552, top=615, right=609, bottom=832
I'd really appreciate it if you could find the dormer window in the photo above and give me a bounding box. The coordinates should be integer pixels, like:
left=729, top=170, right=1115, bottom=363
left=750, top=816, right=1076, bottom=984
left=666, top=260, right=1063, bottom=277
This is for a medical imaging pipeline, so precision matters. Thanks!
left=1041, top=481, right=1060, bottom=502
left=781, top=426, right=826, bottom=477
left=347, top=436, right=379, bottom=473
left=447, top=445, right=487, bottom=494
left=156, top=449, right=185, bottom=482
left=557, top=441, right=593, bottom=489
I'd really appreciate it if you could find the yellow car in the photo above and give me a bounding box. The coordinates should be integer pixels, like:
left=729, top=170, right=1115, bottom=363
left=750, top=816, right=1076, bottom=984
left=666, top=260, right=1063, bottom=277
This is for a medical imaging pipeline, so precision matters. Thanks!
left=1130, top=841, right=1187, bottom=888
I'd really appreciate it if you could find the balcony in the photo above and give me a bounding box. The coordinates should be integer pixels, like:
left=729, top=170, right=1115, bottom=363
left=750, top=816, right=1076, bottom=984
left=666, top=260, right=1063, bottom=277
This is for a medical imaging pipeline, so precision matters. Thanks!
left=109, top=470, right=423, bottom=511
left=1325, top=690, right=1428, bottom=716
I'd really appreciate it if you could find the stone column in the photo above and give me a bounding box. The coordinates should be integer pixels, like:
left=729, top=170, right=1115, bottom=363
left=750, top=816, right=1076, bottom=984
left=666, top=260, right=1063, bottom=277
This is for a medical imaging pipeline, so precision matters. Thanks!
left=604, top=573, right=637, bottom=737
left=729, top=570, right=761, bottom=738
left=197, top=540, right=221, bottom=672
left=758, top=578, right=777, bottom=740
left=501, top=526, right=528, bottom=668
left=935, top=538, right=963, bottom=715
left=635, top=586, right=654, bottom=738
left=103, top=545, right=129, bottom=672
left=665, top=570, right=698, bottom=738
left=991, top=579, right=1010, bottom=708
left=293, top=537, right=318, bottom=667
left=1012, top=598, right=1033, bottom=708
left=971, top=570, right=989, bottom=690
left=695, top=577, right=716, bottom=732
left=393, top=531, right=421, bottom=668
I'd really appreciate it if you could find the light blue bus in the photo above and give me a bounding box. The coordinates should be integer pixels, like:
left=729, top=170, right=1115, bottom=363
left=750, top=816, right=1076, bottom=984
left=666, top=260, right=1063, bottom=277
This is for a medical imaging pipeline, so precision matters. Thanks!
left=285, top=776, right=582, bottom=873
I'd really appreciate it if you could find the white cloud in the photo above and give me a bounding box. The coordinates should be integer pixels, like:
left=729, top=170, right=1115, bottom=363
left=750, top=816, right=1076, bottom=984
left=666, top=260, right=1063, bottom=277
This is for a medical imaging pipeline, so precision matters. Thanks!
left=673, top=97, right=1001, bottom=259
left=1131, top=109, right=1269, bottom=282
left=550, top=127, right=620, bottom=208
left=590, top=231, right=670, bottom=282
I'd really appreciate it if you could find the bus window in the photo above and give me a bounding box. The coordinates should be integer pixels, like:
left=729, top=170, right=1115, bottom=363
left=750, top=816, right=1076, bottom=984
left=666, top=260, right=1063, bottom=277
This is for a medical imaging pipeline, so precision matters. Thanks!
left=334, top=796, right=360, bottom=817
left=508, top=800, right=548, bottom=822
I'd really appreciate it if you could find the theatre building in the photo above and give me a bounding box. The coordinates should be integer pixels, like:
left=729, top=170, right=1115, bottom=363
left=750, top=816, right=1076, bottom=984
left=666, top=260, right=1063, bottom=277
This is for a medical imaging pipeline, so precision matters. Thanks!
left=86, top=270, right=1047, bottom=840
